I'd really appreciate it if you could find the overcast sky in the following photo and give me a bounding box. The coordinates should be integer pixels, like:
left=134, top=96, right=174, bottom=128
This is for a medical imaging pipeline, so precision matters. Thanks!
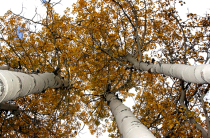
left=0, top=0, right=210, bottom=137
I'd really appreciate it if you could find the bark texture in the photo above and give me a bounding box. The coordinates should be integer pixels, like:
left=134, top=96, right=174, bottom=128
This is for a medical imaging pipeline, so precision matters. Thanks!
left=105, top=93, right=155, bottom=138
left=0, top=70, right=68, bottom=103
left=126, top=54, right=210, bottom=84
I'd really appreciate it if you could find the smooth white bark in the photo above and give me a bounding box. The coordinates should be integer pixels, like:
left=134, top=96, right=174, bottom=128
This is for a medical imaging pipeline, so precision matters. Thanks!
left=105, top=93, right=155, bottom=138
left=0, top=70, right=68, bottom=103
left=126, top=54, right=210, bottom=84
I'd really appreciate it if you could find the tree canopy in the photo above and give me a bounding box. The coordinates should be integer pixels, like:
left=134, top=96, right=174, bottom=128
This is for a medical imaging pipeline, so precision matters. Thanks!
left=0, top=0, right=210, bottom=137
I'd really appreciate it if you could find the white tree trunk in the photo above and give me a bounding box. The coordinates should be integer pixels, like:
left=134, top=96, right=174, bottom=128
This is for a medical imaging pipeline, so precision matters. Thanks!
left=126, top=54, right=210, bottom=84
left=0, top=69, right=69, bottom=103
left=105, top=93, right=155, bottom=138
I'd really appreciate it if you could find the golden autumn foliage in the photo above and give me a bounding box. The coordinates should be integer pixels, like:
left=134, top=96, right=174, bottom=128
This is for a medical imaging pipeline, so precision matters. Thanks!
left=0, top=0, right=210, bottom=137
